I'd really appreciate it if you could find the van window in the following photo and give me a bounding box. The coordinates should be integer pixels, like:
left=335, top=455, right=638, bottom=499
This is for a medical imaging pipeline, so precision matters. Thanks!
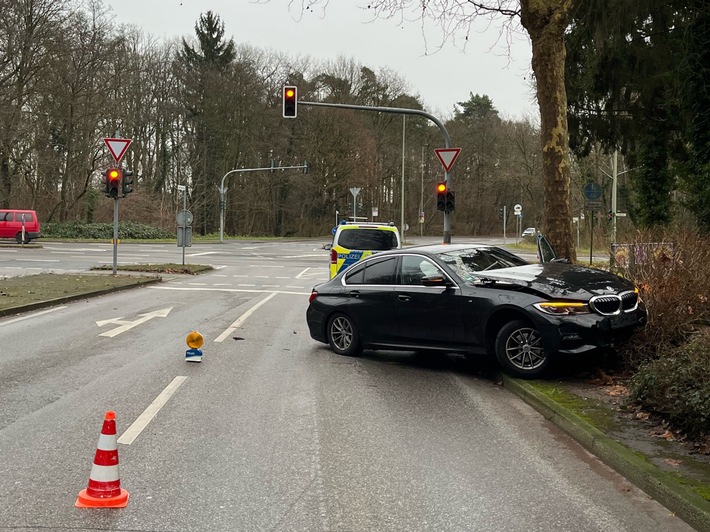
left=338, top=229, right=397, bottom=251
left=0, top=212, right=14, bottom=222
left=20, top=212, right=34, bottom=222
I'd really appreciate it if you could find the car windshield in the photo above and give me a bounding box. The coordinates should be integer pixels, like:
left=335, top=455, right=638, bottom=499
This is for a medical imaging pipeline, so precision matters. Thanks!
left=436, top=247, right=528, bottom=284
left=338, top=229, right=398, bottom=251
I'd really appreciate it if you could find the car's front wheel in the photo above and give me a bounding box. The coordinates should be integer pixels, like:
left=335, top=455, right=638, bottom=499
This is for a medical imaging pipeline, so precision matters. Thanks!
left=326, top=313, right=362, bottom=357
left=495, top=320, right=550, bottom=378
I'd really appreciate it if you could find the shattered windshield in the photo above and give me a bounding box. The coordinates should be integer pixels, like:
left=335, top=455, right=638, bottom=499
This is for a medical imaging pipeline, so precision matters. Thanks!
left=436, top=247, right=528, bottom=285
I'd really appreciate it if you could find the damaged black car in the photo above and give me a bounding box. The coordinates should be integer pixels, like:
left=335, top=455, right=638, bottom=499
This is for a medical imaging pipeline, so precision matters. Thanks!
left=306, top=237, right=647, bottom=378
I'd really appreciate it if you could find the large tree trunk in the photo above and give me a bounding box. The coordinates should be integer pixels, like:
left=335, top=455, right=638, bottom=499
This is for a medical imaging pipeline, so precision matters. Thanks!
left=521, top=1, right=578, bottom=262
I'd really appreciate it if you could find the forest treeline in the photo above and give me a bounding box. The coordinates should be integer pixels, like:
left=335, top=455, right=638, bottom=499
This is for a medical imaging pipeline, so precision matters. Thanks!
left=1, top=0, right=708, bottom=241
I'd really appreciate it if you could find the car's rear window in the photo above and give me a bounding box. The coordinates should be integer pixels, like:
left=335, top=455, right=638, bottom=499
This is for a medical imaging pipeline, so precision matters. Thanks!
left=338, top=229, right=398, bottom=251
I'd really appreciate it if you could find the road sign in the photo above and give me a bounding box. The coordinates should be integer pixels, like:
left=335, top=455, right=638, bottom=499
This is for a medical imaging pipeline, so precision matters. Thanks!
left=513, top=204, right=522, bottom=214
left=176, top=209, right=193, bottom=227
left=584, top=199, right=603, bottom=211
left=434, top=148, right=461, bottom=172
left=104, top=138, right=132, bottom=163
left=583, top=182, right=603, bottom=200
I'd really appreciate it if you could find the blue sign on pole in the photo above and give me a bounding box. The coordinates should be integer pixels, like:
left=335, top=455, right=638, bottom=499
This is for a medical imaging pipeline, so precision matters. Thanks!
left=583, top=182, right=603, bottom=200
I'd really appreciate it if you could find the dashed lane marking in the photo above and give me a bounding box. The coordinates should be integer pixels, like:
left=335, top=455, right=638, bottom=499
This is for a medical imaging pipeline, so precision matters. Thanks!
left=118, top=376, right=188, bottom=445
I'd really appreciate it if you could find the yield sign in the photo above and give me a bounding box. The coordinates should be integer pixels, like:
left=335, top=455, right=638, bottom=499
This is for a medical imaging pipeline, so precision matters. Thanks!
left=104, top=137, right=132, bottom=163
left=435, top=148, right=461, bottom=173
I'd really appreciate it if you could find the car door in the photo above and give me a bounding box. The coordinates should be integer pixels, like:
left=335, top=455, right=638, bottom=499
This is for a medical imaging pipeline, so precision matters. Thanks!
left=393, top=254, right=463, bottom=347
left=343, top=256, right=398, bottom=344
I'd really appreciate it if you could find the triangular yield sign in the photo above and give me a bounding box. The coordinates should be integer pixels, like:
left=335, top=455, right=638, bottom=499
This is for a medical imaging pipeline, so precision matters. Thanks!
left=104, top=138, right=132, bottom=163
left=435, top=148, right=461, bottom=173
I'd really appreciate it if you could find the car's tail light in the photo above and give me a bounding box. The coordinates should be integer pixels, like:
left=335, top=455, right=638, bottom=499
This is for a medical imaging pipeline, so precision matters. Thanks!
left=309, top=289, right=318, bottom=303
left=330, top=248, right=337, bottom=265
left=534, top=301, right=590, bottom=315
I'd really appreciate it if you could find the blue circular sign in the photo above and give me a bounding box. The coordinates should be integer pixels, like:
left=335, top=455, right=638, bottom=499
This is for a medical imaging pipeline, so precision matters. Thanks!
left=583, top=182, right=603, bottom=200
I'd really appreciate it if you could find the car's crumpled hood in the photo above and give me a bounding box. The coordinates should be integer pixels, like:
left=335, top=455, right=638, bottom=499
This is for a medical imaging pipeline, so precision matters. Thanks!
left=469, top=262, right=635, bottom=298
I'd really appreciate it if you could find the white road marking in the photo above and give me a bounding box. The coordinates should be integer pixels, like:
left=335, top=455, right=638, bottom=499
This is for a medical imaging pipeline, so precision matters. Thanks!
left=118, top=376, right=187, bottom=445
left=0, top=306, right=67, bottom=326
left=214, top=293, right=278, bottom=342
left=187, top=252, right=219, bottom=256
left=295, top=267, right=310, bottom=279
left=149, top=285, right=309, bottom=296
left=97, top=307, right=173, bottom=337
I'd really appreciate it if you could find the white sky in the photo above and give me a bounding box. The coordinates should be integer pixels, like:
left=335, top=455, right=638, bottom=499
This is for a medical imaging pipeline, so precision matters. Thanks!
left=106, top=0, right=537, bottom=120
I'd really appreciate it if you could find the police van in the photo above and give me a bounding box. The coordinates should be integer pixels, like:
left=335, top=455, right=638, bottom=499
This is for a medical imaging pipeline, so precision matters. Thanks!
left=327, top=221, right=401, bottom=279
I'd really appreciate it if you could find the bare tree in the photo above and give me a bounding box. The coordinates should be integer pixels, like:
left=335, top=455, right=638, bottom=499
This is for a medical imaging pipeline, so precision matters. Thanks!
left=290, top=0, right=580, bottom=260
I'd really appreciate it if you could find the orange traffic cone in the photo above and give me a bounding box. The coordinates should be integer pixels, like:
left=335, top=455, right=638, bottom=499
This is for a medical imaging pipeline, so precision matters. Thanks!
left=75, top=410, right=130, bottom=508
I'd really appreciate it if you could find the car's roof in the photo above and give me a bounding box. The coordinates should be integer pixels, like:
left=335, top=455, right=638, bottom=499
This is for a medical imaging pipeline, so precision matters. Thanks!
left=337, top=223, right=398, bottom=230
left=378, top=242, right=494, bottom=255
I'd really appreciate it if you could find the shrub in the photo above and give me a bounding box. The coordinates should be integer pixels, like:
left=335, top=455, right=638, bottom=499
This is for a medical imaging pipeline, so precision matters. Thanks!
left=614, top=230, right=710, bottom=368
left=42, top=222, right=174, bottom=240
left=629, top=330, right=710, bottom=441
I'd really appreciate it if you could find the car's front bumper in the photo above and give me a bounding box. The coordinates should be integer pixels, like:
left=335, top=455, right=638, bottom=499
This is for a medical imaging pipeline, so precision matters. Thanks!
left=533, top=305, right=648, bottom=355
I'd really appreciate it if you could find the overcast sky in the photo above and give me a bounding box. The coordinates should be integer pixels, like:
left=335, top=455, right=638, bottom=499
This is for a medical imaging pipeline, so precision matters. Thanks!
left=106, top=0, right=537, bottom=120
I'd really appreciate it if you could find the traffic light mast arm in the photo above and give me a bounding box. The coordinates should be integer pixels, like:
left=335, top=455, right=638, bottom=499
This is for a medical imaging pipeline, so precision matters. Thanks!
left=299, top=100, right=455, bottom=243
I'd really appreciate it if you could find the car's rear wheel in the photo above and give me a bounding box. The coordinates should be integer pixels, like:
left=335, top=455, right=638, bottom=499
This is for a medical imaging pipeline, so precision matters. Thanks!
left=15, top=232, right=30, bottom=244
left=326, top=313, right=361, bottom=357
left=495, top=320, right=550, bottom=378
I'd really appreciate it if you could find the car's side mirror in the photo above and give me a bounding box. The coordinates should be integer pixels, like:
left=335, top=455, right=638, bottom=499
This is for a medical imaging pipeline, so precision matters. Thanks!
left=421, top=275, right=453, bottom=288
left=323, top=244, right=332, bottom=250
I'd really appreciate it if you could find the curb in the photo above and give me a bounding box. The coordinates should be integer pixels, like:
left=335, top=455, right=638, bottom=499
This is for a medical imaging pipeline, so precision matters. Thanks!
left=0, top=276, right=163, bottom=318
left=502, top=374, right=710, bottom=532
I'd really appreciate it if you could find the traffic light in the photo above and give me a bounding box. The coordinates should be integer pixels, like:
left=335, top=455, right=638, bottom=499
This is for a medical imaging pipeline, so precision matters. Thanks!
left=608, top=210, right=613, bottom=221
left=436, top=182, right=447, bottom=211
left=283, top=85, right=297, bottom=118
left=122, top=169, right=134, bottom=196
left=103, top=168, right=122, bottom=198
left=499, top=207, right=504, bottom=220
left=446, top=190, right=455, bottom=211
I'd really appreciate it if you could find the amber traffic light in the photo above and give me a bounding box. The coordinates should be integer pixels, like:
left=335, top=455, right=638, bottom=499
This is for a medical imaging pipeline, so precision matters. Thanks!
left=103, top=168, right=122, bottom=198
left=283, top=85, right=297, bottom=118
left=436, top=182, right=447, bottom=211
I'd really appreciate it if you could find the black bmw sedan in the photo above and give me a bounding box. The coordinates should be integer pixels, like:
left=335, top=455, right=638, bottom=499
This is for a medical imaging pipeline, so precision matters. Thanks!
left=306, top=238, right=647, bottom=378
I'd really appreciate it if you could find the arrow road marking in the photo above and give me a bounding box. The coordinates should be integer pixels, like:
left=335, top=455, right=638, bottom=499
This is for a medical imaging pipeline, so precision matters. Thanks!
left=97, top=307, right=173, bottom=337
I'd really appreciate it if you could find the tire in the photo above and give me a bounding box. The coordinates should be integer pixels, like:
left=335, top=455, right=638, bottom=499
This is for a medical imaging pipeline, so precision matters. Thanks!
left=494, top=320, right=550, bottom=378
left=15, top=233, right=29, bottom=244
left=326, top=313, right=361, bottom=357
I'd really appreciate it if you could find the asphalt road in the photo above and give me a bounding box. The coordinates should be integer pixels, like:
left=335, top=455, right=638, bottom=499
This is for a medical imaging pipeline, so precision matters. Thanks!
left=0, top=240, right=695, bottom=531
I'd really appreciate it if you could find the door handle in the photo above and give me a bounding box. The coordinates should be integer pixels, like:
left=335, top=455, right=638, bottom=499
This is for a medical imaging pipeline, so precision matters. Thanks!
left=398, top=294, right=411, bottom=302
left=349, top=291, right=360, bottom=298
